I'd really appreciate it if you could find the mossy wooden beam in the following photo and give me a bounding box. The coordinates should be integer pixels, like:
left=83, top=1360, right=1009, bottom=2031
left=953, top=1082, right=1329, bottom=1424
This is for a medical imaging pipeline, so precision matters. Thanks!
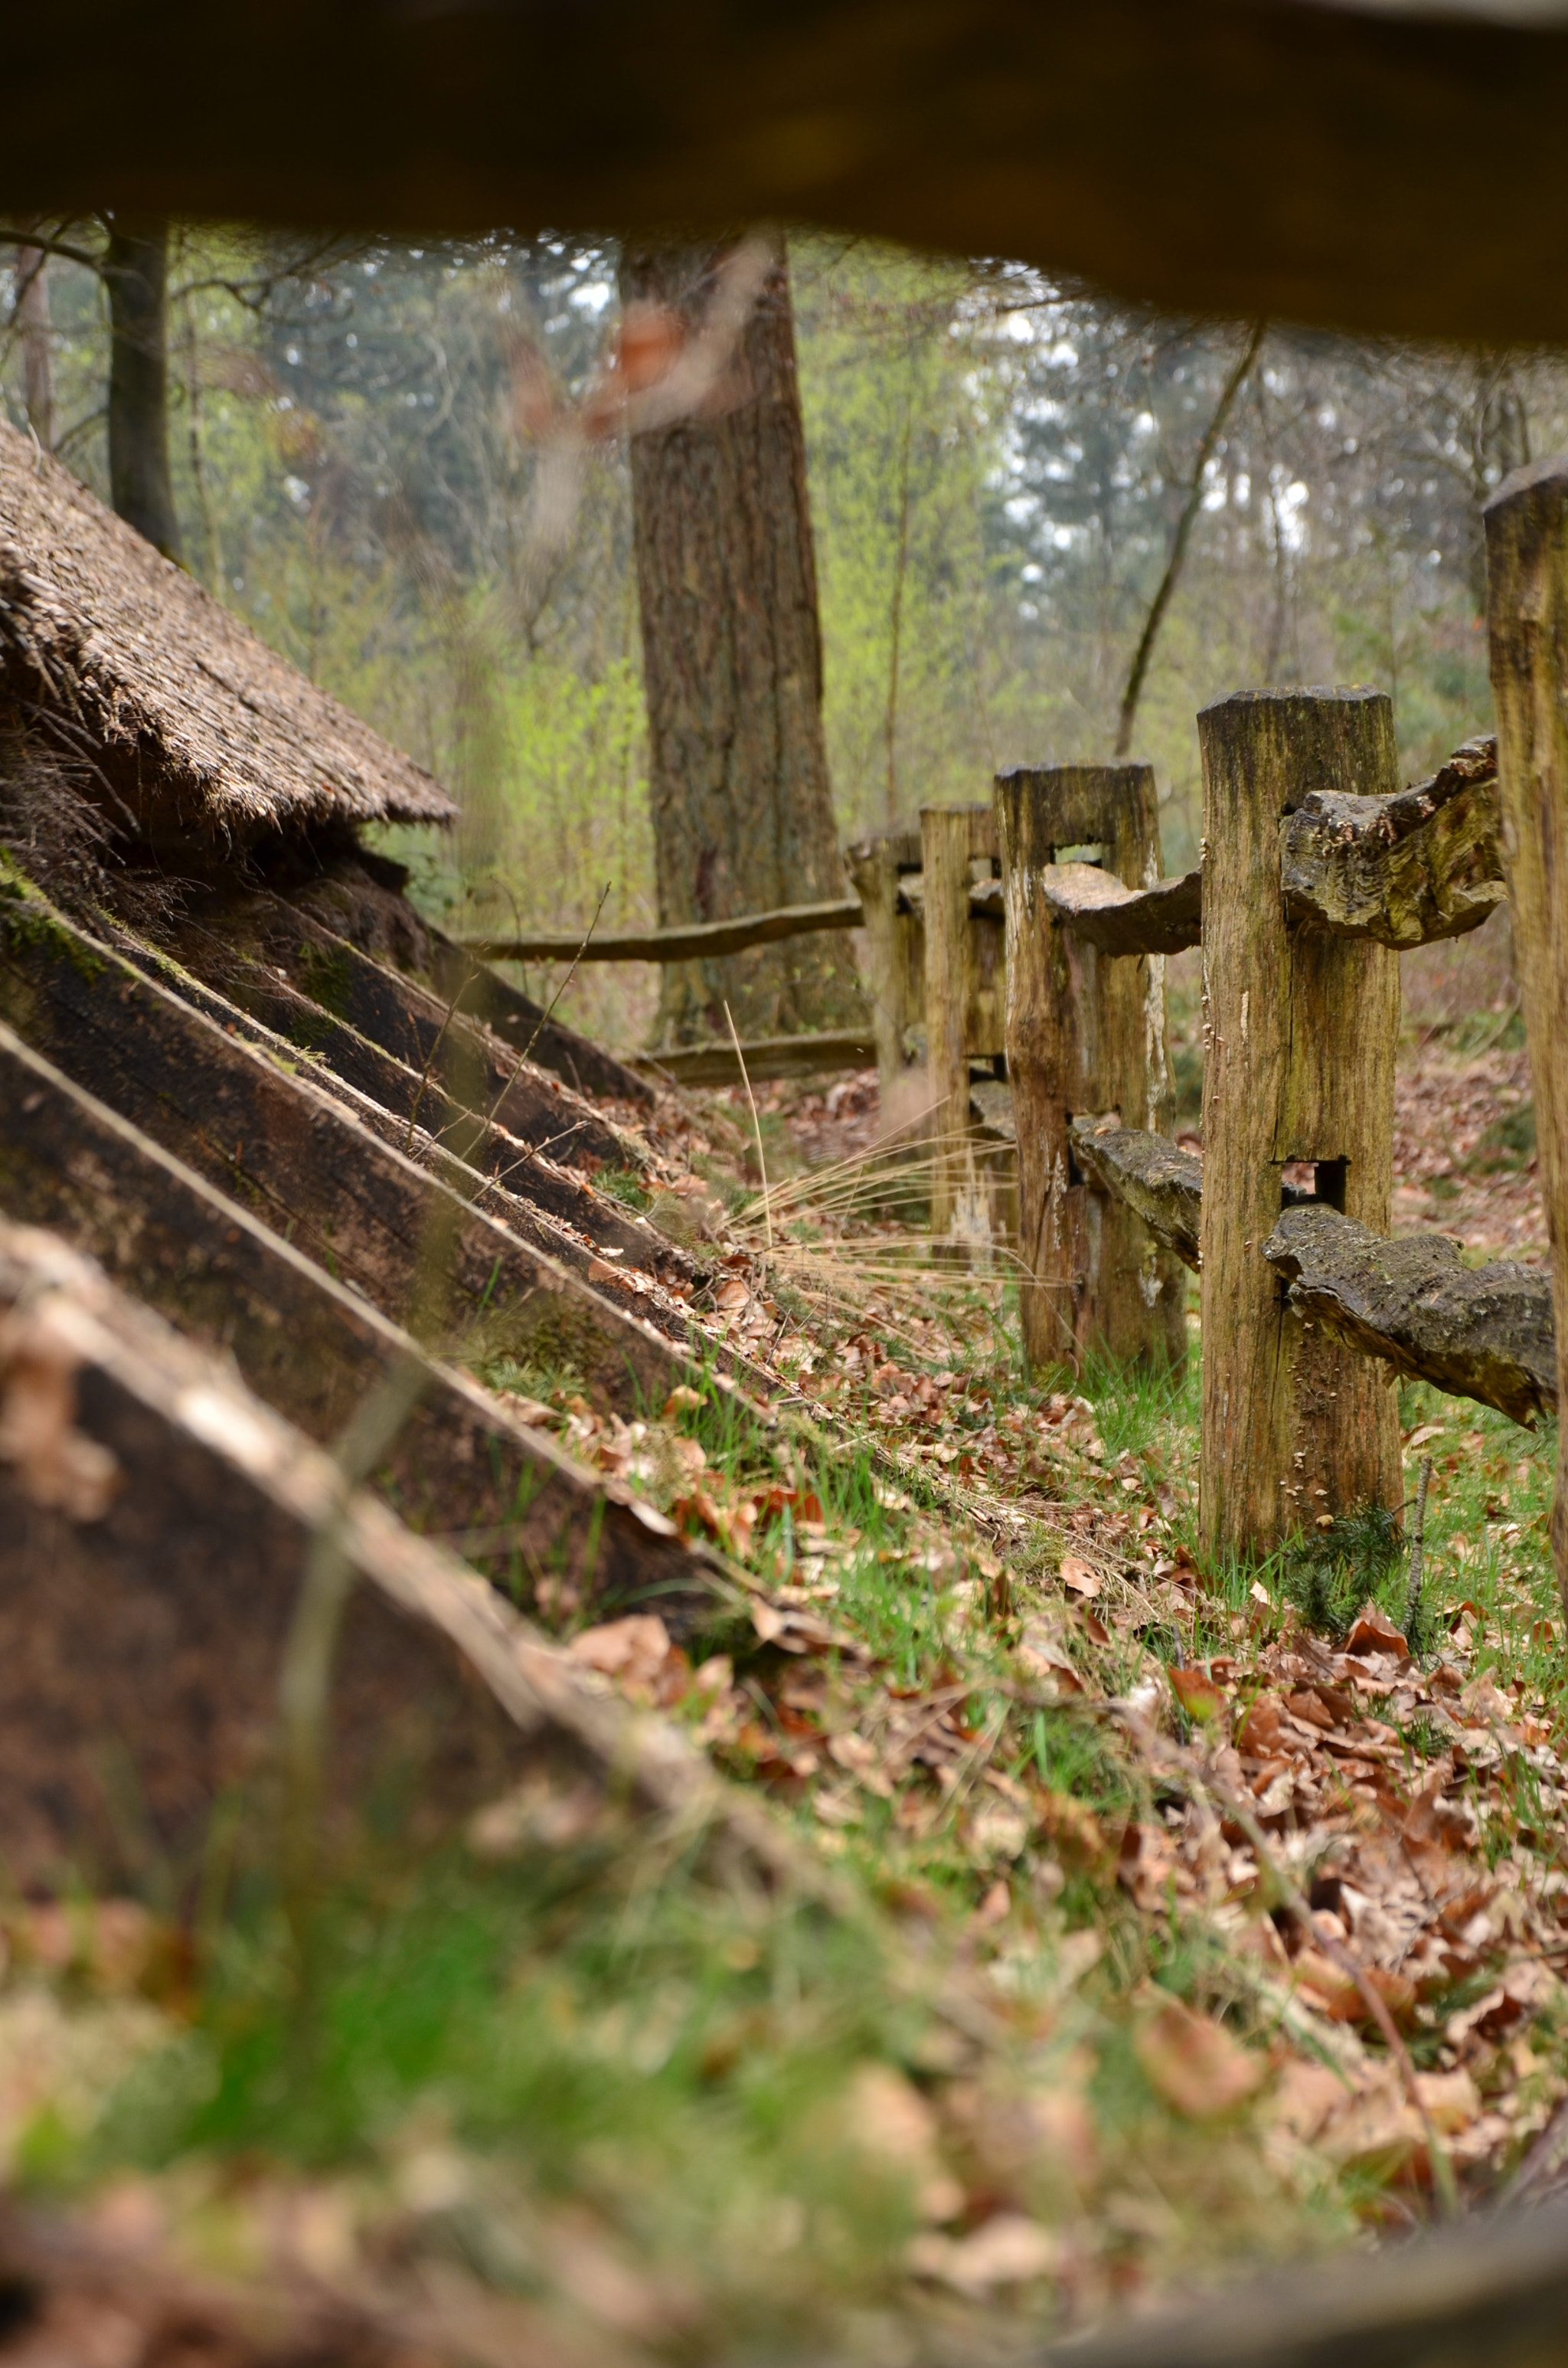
left=1485, top=459, right=1568, bottom=1615
left=226, top=893, right=644, bottom=1170
left=1281, top=735, right=1502, bottom=950
left=0, top=1019, right=730, bottom=1627
left=152, top=915, right=695, bottom=1294
left=1198, top=690, right=1402, bottom=1560
left=1263, top=1205, right=1554, bottom=1429
left=0, top=1218, right=533, bottom=1888
left=1069, top=1117, right=1553, bottom=1427
left=1068, top=1117, right=1202, bottom=1274
left=0, top=873, right=711, bottom=1415
left=995, top=765, right=1184, bottom=1371
left=420, top=919, right=655, bottom=1107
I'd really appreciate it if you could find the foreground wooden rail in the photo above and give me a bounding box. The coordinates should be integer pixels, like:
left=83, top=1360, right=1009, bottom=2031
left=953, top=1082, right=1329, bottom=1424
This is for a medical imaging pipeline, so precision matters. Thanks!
left=1034, top=2191, right=1568, bottom=2368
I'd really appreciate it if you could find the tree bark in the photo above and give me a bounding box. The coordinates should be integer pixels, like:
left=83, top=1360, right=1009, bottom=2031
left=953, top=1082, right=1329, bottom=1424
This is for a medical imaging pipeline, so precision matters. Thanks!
left=1197, top=689, right=1402, bottom=1563
left=13, top=236, right=53, bottom=449
left=1484, top=458, right=1568, bottom=1619
left=103, top=218, right=182, bottom=561
left=622, top=235, right=855, bottom=1042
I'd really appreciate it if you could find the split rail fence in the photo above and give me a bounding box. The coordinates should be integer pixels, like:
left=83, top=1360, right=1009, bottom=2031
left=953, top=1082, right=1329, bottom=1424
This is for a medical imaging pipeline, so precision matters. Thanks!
left=469, top=458, right=1568, bottom=1591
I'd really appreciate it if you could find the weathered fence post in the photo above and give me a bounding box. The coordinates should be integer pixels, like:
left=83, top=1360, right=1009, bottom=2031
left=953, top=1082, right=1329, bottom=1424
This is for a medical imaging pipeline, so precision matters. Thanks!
left=844, top=825, right=921, bottom=1097
left=922, top=803, right=997, bottom=1243
left=1485, top=460, right=1568, bottom=1617
left=995, top=763, right=1185, bottom=1373
left=1198, top=690, right=1402, bottom=1564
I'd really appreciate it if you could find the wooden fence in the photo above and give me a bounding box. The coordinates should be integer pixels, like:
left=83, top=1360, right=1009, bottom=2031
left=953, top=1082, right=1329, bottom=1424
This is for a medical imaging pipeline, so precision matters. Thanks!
left=459, top=458, right=1568, bottom=1601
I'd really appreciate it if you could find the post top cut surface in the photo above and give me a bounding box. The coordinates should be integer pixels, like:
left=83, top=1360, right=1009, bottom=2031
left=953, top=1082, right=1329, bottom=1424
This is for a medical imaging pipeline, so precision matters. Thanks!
left=1484, top=453, right=1568, bottom=519
left=1198, top=685, right=1391, bottom=719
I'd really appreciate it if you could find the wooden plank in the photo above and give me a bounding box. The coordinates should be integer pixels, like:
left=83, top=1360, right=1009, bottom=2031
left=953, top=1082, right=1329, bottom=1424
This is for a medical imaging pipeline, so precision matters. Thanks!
left=1198, top=690, right=1403, bottom=1560
left=459, top=898, right=864, bottom=966
left=0, top=1217, right=530, bottom=1888
left=1264, top=1204, right=1554, bottom=1428
left=1282, top=734, right=1502, bottom=948
left=1040, top=862, right=1203, bottom=958
left=995, top=766, right=1185, bottom=1370
left=97, top=917, right=714, bottom=1353
left=1485, top=461, right=1568, bottom=1617
left=632, top=1028, right=877, bottom=1088
left=0, top=867, right=715, bottom=1415
left=283, top=875, right=654, bottom=1107
left=0, top=1018, right=728, bottom=1626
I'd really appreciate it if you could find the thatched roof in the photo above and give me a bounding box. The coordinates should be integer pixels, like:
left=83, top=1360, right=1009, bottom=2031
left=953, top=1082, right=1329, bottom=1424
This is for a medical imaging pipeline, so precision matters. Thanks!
left=0, top=420, right=457, bottom=841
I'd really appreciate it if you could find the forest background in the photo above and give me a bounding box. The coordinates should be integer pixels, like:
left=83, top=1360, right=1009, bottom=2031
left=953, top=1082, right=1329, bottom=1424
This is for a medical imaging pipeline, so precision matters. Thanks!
left=0, top=226, right=1541, bottom=1048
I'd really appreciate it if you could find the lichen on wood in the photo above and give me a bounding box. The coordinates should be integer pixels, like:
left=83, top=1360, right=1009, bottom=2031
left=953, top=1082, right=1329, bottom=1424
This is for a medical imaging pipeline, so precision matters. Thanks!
left=1281, top=734, right=1502, bottom=949
left=1263, top=1204, right=1554, bottom=1428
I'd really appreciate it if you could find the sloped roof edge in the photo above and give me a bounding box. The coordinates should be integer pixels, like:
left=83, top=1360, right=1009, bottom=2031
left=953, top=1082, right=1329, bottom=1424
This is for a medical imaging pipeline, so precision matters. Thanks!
left=0, top=420, right=458, bottom=838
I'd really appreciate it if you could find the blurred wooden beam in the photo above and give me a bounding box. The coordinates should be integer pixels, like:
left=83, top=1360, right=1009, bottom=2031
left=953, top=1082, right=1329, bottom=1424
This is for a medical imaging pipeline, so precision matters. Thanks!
left=8, top=5, right=1568, bottom=344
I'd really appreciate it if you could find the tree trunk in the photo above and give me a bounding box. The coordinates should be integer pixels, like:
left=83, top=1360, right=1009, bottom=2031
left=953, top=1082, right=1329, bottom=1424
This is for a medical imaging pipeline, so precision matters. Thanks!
left=14, top=237, right=53, bottom=449
left=622, top=236, right=856, bottom=1043
left=104, top=219, right=182, bottom=562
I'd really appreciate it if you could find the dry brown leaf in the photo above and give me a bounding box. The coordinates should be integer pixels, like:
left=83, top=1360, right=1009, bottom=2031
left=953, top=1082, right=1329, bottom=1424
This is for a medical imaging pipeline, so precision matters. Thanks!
left=906, top=2213, right=1060, bottom=2296
left=1168, top=1664, right=1228, bottom=1724
left=1059, top=1555, right=1101, bottom=1599
left=567, top=1614, right=675, bottom=1699
left=1133, top=1992, right=1264, bottom=2120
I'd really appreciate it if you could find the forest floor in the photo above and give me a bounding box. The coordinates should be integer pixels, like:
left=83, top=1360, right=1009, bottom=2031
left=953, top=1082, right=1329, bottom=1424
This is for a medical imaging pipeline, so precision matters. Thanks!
left=2, top=999, right=1566, bottom=2367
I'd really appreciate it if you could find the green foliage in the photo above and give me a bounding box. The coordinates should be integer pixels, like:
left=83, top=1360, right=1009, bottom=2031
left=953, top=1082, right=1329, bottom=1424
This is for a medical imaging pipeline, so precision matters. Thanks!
left=1280, top=1506, right=1406, bottom=1643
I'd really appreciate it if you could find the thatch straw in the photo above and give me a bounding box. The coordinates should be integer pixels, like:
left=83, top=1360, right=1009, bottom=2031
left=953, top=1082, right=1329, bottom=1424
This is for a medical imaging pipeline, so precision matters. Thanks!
left=0, top=420, right=457, bottom=842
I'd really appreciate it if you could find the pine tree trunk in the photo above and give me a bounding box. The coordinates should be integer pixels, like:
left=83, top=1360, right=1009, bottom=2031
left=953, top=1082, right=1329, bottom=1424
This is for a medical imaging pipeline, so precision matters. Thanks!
left=15, top=237, right=53, bottom=450
left=622, top=236, right=857, bottom=1043
left=104, top=220, right=183, bottom=563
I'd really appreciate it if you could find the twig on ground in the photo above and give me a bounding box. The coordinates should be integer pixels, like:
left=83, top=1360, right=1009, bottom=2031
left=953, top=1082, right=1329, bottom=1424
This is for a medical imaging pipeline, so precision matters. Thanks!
left=725, top=1000, right=773, bottom=1261
left=1404, top=1452, right=1434, bottom=1642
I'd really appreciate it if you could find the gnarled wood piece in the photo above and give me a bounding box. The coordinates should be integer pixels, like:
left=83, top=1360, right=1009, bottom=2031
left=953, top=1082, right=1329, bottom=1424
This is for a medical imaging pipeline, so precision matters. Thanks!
left=1069, top=1117, right=1203, bottom=1273
left=1264, top=1205, right=1553, bottom=1428
left=1282, top=735, right=1502, bottom=949
left=1040, top=862, right=1202, bottom=958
